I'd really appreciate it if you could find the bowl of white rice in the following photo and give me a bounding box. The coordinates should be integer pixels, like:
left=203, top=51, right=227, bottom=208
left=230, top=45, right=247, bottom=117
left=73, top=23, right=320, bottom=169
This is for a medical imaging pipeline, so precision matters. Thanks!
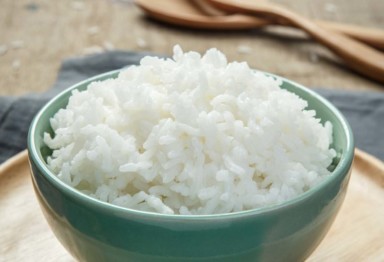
left=28, top=46, right=354, bottom=262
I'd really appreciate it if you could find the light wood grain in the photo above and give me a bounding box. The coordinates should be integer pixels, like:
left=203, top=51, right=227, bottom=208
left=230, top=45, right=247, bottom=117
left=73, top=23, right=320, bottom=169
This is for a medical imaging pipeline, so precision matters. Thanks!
left=1, top=149, right=383, bottom=261
left=308, top=149, right=384, bottom=261
left=0, top=151, right=73, bottom=262
left=0, top=0, right=383, bottom=96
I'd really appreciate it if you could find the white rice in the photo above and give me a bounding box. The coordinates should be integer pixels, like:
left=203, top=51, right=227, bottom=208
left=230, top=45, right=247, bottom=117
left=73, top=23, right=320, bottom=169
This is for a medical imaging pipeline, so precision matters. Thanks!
left=44, top=46, right=336, bottom=215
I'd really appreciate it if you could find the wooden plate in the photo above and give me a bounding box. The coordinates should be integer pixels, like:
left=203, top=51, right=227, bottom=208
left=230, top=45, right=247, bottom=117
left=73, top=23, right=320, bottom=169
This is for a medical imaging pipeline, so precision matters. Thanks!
left=1, top=149, right=383, bottom=261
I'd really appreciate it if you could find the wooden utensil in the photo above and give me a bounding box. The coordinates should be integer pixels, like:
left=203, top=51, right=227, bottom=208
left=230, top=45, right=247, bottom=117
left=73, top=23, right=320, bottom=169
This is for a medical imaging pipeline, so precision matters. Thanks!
left=135, top=0, right=269, bottom=29
left=206, top=0, right=384, bottom=83
left=135, top=0, right=384, bottom=50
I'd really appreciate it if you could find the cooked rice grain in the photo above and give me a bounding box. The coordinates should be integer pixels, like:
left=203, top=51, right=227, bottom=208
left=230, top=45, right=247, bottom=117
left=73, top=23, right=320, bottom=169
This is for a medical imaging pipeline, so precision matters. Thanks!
left=44, top=46, right=336, bottom=215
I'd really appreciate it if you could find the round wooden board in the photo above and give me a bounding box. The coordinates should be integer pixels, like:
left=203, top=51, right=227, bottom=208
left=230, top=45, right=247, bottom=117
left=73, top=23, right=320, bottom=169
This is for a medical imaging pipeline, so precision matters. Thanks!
left=1, top=149, right=383, bottom=261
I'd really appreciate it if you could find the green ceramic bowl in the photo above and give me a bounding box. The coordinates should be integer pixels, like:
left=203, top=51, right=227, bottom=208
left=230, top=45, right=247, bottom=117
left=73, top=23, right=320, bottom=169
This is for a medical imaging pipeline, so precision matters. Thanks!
left=28, top=70, right=354, bottom=262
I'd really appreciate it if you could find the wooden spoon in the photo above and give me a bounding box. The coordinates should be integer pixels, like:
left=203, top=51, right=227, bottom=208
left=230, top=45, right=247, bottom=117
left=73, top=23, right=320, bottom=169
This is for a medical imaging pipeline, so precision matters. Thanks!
left=206, top=0, right=384, bottom=83
left=135, top=0, right=269, bottom=29
left=135, top=0, right=384, bottom=50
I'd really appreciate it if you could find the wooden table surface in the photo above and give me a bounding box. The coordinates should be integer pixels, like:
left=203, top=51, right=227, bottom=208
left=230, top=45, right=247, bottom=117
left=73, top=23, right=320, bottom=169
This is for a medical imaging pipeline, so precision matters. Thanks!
left=1, top=0, right=384, bottom=96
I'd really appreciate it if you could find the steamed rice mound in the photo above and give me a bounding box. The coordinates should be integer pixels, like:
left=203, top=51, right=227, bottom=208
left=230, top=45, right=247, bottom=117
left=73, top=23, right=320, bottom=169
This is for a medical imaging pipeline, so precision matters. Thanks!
left=45, top=46, right=336, bottom=215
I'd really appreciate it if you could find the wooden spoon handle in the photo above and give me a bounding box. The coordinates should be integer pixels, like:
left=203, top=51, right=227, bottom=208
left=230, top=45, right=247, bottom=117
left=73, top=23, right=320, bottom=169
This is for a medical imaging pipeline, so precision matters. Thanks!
left=207, top=0, right=384, bottom=83
left=212, top=6, right=384, bottom=50
left=197, top=0, right=384, bottom=49
left=314, top=21, right=384, bottom=50
left=275, top=17, right=384, bottom=50
left=267, top=18, right=384, bottom=50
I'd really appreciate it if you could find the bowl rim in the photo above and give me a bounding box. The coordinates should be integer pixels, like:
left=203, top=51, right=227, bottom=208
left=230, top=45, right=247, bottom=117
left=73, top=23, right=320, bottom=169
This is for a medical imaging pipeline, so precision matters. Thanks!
left=28, top=69, right=354, bottom=221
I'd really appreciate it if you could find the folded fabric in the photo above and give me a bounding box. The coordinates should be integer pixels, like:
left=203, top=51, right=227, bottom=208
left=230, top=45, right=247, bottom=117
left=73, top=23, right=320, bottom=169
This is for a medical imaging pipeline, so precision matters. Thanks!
left=0, top=51, right=383, bottom=163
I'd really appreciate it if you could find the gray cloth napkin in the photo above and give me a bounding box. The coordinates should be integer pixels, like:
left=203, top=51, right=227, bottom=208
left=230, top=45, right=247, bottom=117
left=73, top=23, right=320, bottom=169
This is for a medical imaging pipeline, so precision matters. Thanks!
left=0, top=51, right=383, bottom=163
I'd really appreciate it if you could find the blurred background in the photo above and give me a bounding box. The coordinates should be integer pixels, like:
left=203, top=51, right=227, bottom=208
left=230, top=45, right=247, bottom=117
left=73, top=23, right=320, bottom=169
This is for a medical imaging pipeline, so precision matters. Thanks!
left=1, top=0, right=383, bottom=96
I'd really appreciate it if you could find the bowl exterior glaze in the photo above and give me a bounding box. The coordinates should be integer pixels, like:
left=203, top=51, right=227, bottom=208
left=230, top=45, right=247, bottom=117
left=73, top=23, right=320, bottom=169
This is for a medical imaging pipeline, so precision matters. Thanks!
left=28, top=71, right=354, bottom=262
